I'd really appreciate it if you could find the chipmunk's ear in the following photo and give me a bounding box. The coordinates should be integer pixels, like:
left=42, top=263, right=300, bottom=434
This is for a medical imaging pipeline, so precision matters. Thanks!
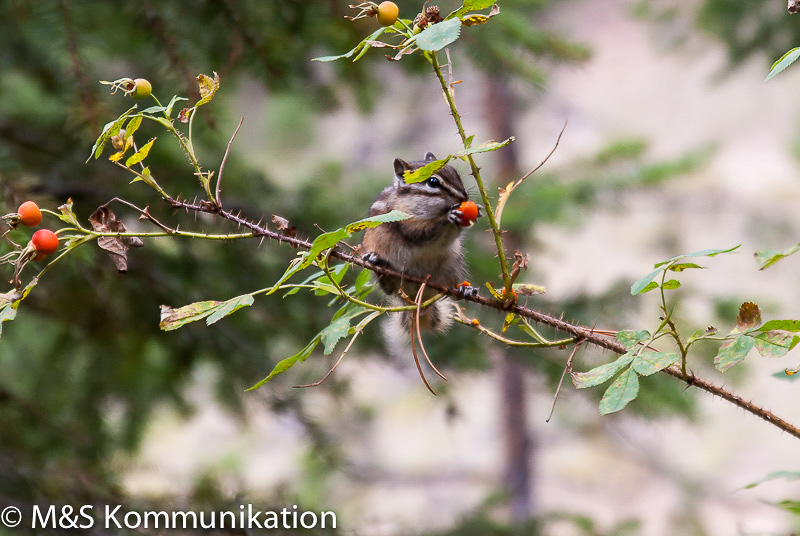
left=394, top=158, right=412, bottom=180
left=424, top=152, right=437, bottom=162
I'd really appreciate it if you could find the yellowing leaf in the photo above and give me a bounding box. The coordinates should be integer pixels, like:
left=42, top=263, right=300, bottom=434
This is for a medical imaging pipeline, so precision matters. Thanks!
left=125, top=138, right=156, bottom=167
left=403, top=157, right=452, bottom=184
left=715, top=334, right=755, bottom=372
left=195, top=72, right=220, bottom=108
left=494, top=180, right=516, bottom=228
left=159, top=301, right=222, bottom=331
left=462, top=14, right=489, bottom=26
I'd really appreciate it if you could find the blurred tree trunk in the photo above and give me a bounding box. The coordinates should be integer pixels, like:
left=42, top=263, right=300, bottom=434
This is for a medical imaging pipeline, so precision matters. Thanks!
left=484, top=75, right=533, bottom=520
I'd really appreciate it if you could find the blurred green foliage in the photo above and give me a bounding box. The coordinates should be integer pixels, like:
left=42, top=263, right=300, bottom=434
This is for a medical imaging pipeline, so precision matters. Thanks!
left=0, top=0, right=768, bottom=533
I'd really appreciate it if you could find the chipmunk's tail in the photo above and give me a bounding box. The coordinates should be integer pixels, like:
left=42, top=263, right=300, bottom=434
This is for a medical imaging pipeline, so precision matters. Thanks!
left=383, top=297, right=454, bottom=346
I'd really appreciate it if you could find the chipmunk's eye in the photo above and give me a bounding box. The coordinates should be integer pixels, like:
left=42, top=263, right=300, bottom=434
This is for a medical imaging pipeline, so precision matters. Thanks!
left=427, top=177, right=441, bottom=188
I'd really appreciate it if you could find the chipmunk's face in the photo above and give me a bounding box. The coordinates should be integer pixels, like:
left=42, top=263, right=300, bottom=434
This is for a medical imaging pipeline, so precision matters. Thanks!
left=392, top=153, right=468, bottom=218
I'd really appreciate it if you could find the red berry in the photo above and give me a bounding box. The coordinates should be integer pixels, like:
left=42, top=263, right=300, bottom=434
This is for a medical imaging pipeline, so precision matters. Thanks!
left=17, top=201, right=42, bottom=227
left=376, top=1, right=399, bottom=26
left=458, top=201, right=479, bottom=226
left=31, top=229, right=59, bottom=256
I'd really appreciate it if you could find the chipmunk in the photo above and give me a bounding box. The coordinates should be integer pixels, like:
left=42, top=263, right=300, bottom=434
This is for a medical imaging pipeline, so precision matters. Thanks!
left=361, top=152, right=481, bottom=334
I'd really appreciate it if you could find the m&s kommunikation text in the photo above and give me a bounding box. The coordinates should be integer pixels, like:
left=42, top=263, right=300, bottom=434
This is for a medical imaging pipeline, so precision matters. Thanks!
left=25, top=504, right=336, bottom=530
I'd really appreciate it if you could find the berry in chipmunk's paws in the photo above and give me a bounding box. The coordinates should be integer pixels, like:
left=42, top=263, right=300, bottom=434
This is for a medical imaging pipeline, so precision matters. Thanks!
left=376, top=1, right=399, bottom=26
left=455, top=201, right=479, bottom=227
left=17, top=201, right=42, bottom=227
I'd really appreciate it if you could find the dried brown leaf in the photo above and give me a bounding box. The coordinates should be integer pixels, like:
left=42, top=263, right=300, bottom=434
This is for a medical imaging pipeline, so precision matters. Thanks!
left=177, top=108, right=192, bottom=123
left=88, top=206, right=143, bottom=272
left=272, top=214, right=297, bottom=239
left=735, top=302, right=762, bottom=332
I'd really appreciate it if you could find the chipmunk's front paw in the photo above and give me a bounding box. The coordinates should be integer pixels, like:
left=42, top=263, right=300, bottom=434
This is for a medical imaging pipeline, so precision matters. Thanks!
left=449, top=201, right=483, bottom=227
left=363, top=252, right=389, bottom=267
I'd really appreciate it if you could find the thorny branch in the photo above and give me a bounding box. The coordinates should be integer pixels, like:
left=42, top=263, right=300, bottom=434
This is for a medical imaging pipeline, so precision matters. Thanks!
left=163, top=194, right=800, bottom=440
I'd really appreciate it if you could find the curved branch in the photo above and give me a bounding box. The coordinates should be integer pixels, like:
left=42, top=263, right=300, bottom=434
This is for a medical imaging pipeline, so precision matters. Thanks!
left=164, top=197, right=800, bottom=440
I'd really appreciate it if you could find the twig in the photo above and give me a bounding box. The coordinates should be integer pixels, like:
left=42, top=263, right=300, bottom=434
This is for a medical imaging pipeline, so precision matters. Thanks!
left=216, top=116, right=244, bottom=208
left=103, top=197, right=173, bottom=233
left=293, top=328, right=362, bottom=389
left=495, top=121, right=568, bottom=226
left=517, top=120, right=568, bottom=185
left=547, top=338, right=583, bottom=423
left=409, top=311, right=436, bottom=396
left=414, top=279, right=448, bottom=382
left=454, top=313, right=574, bottom=348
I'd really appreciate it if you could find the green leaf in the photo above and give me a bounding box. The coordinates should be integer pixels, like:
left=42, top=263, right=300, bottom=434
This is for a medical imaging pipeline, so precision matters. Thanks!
left=766, top=47, right=800, bottom=81
left=282, top=269, right=324, bottom=297
left=330, top=261, right=349, bottom=281
left=344, top=210, right=409, bottom=233
left=502, top=312, right=518, bottom=333
left=634, top=246, right=740, bottom=294
left=247, top=337, right=320, bottom=390
left=312, top=27, right=386, bottom=62
left=88, top=106, right=137, bottom=162
left=668, top=263, right=705, bottom=272
left=776, top=500, right=800, bottom=515
left=759, top=320, right=800, bottom=332
left=599, top=367, right=639, bottom=415
left=653, top=245, right=741, bottom=267
left=616, top=330, right=650, bottom=350
left=206, top=294, right=254, bottom=326
left=632, top=351, right=680, bottom=376
left=315, top=262, right=348, bottom=294
left=572, top=352, right=636, bottom=389
left=265, top=255, right=308, bottom=296
left=415, top=18, right=462, bottom=52
left=743, top=471, right=800, bottom=489
left=57, top=199, right=81, bottom=227
left=159, top=300, right=222, bottom=331
left=320, top=307, right=368, bottom=355
left=453, top=137, right=514, bottom=158
left=662, top=279, right=681, bottom=290
left=355, top=268, right=372, bottom=294
left=756, top=244, right=800, bottom=270
left=126, top=115, right=143, bottom=137
left=714, top=334, right=755, bottom=372
left=125, top=137, right=156, bottom=167
left=312, top=281, right=339, bottom=296
left=631, top=267, right=664, bottom=295
left=639, top=281, right=659, bottom=293
left=447, top=0, right=496, bottom=19
left=402, top=157, right=452, bottom=184
left=165, top=95, right=188, bottom=118
left=752, top=331, right=800, bottom=358
left=139, top=106, right=165, bottom=114
left=0, top=279, right=37, bottom=340
left=0, top=301, right=16, bottom=339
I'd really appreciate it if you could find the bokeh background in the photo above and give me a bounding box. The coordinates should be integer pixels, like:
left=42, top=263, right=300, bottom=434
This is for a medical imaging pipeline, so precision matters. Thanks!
left=2, top=1, right=800, bottom=534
